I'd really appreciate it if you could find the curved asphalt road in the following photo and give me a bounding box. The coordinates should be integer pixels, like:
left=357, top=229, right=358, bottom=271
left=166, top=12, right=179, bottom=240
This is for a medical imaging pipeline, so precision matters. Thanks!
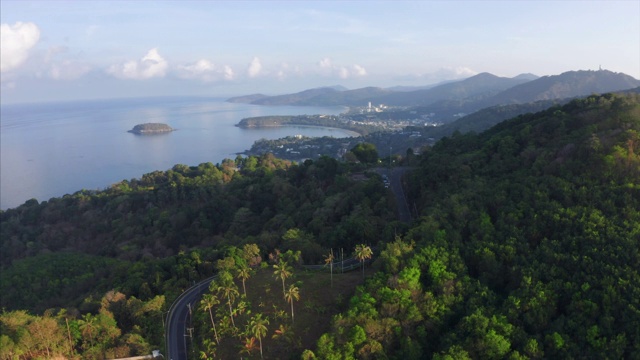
left=166, top=277, right=216, bottom=360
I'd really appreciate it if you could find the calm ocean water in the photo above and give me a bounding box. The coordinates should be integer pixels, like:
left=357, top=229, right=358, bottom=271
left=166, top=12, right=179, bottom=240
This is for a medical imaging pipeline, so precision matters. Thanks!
left=0, top=97, right=352, bottom=210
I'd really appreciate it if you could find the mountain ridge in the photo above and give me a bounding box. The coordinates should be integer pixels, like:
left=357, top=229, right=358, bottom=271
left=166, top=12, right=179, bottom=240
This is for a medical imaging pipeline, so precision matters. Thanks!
left=227, top=70, right=639, bottom=118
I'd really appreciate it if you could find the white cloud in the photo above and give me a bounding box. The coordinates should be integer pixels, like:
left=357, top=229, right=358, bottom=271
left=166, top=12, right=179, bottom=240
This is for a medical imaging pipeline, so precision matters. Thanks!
left=107, top=48, right=168, bottom=80
left=49, top=60, right=91, bottom=80
left=1, top=22, right=40, bottom=73
left=223, top=65, right=234, bottom=80
left=319, top=57, right=332, bottom=69
left=247, top=57, right=262, bottom=78
left=275, top=62, right=301, bottom=81
left=448, top=66, right=477, bottom=77
left=40, top=46, right=92, bottom=80
left=176, top=59, right=235, bottom=82
left=317, top=57, right=367, bottom=79
left=352, top=64, right=367, bottom=77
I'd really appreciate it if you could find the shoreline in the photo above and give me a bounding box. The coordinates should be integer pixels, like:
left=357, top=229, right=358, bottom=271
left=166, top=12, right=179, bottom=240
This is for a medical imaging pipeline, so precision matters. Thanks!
left=238, top=123, right=362, bottom=137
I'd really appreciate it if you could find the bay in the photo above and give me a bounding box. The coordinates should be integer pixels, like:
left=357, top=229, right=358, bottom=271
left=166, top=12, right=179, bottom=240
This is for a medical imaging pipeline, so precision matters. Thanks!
left=1, top=96, right=353, bottom=210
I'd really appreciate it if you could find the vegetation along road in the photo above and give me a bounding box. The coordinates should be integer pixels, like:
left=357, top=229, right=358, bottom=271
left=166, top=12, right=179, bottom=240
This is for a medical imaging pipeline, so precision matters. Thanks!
left=166, top=277, right=216, bottom=360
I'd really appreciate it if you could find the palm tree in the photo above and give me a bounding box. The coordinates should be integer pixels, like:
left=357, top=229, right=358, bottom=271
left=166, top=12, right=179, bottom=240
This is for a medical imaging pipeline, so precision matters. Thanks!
left=236, top=264, right=252, bottom=297
left=216, top=283, right=239, bottom=328
left=200, top=293, right=221, bottom=345
left=273, top=260, right=292, bottom=298
left=324, top=249, right=335, bottom=287
left=77, top=313, right=97, bottom=348
left=284, top=284, right=300, bottom=323
left=354, top=244, right=373, bottom=279
left=249, top=314, right=270, bottom=359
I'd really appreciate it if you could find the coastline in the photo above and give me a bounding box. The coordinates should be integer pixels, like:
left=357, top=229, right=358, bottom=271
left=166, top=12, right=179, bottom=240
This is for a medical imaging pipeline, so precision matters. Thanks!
left=1, top=98, right=348, bottom=210
left=238, top=123, right=362, bottom=137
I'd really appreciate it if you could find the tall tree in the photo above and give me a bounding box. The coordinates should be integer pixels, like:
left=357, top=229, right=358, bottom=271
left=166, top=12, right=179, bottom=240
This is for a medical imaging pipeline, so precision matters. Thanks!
left=215, top=281, right=239, bottom=328
left=200, top=294, right=221, bottom=345
left=273, top=260, right=293, bottom=298
left=354, top=244, right=373, bottom=279
left=324, top=249, right=335, bottom=288
left=285, top=285, right=300, bottom=324
left=236, top=264, right=252, bottom=297
left=351, top=143, right=379, bottom=163
left=241, top=243, right=262, bottom=267
left=78, top=313, right=97, bottom=349
left=249, top=314, right=270, bottom=359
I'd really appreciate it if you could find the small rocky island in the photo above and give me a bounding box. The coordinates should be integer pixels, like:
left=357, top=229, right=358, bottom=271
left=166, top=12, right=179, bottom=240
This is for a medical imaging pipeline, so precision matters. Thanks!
left=128, top=123, right=175, bottom=135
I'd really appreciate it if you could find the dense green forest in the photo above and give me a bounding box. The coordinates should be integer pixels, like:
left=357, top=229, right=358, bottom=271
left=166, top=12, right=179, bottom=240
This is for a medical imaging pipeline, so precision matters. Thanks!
left=1, top=153, right=396, bottom=358
left=1, top=92, right=639, bottom=359
left=305, top=92, right=640, bottom=359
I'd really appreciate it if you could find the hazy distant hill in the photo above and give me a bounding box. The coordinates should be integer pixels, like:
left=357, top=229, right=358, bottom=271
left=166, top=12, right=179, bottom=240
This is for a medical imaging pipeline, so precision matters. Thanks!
left=374, top=72, right=533, bottom=106
left=512, top=73, right=539, bottom=81
left=424, top=86, right=640, bottom=140
left=293, top=86, right=392, bottom=106
left=425, top=99, right=567, bottom=138
left=227, top=73, right=532, bottom=107
left=248, top=86, right=391, bottom=106
left=386, top=78, right=462, bottom=92
left=226, top=70, right=640, bottom=116
left=409, top=70, right=640, bottom=123
left=484, top=69, right=640, bottom=106
left=226, top=93, right=270, bottom=103
left=250, top=87, right=340, bottom=105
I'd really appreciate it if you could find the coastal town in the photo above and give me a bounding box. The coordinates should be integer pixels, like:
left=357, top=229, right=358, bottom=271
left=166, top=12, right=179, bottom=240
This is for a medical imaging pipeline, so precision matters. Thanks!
left=237, top=103, right=440, bottom=162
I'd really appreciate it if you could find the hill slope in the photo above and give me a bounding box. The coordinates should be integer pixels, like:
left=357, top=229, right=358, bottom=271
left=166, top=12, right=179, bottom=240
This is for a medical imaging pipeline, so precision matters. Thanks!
left=310, top=91, right=640, bottom=359
left=485, top=69, right=640, bottom=105
left=375, top=72, right=532, bottom=106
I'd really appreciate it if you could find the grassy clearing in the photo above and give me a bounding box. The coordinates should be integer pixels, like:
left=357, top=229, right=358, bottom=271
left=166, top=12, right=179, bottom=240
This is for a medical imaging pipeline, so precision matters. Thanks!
left=207, top=264, right=375, bottom=359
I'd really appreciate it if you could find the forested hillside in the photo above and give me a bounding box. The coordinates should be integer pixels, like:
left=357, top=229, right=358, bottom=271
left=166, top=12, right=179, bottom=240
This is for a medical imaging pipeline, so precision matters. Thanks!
left=307, top=92, right=640, bottom=359
left=1, top=92, right=638, bottom=359
left=0, top=154, right=396, bottom=358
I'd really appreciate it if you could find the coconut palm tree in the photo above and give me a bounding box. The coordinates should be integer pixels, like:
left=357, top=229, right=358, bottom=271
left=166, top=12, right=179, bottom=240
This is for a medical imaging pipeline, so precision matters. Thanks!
left=285, top=284, right=300, bottom=323
left=273, top=260, right=292, bottom=298
left=77, top=313, right=97, bottom=348
left=200, top=293, right=221, bottom=344
left=236, top=264, right=252, bottom=297
left=324, top=249, right=335, bottom=287
left=216, top=282, right=239, bottom=328
left=354, top=244, right=373, bottom=279
left=249, top=314, right=270, bottom=359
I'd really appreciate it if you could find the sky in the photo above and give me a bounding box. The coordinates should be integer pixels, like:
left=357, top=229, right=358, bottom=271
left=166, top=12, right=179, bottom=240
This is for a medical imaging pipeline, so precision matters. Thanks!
left=1, top=0, right=639, bottom=104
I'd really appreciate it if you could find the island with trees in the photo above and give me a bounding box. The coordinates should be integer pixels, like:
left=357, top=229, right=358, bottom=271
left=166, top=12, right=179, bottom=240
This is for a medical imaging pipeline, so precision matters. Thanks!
left=128, top=123, right=175, bottom=134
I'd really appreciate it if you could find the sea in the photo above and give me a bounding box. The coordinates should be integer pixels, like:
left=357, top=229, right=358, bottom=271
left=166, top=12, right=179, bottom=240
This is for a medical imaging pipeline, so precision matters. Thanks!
left=0, top=96, right=354, bottom=210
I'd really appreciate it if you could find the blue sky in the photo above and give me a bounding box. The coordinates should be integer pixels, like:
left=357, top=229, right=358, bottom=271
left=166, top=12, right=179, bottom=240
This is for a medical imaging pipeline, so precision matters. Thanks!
left=1, top=1, right=639, bottom=104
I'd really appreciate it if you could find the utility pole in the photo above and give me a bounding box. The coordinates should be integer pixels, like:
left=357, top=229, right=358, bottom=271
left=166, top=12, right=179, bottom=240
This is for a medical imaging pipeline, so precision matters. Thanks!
left=187, top=327, right=194, bottom=356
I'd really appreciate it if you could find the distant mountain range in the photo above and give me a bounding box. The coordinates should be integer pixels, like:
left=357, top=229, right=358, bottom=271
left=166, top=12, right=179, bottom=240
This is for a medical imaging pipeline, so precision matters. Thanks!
left=227, top=70, right=640, bottom=122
